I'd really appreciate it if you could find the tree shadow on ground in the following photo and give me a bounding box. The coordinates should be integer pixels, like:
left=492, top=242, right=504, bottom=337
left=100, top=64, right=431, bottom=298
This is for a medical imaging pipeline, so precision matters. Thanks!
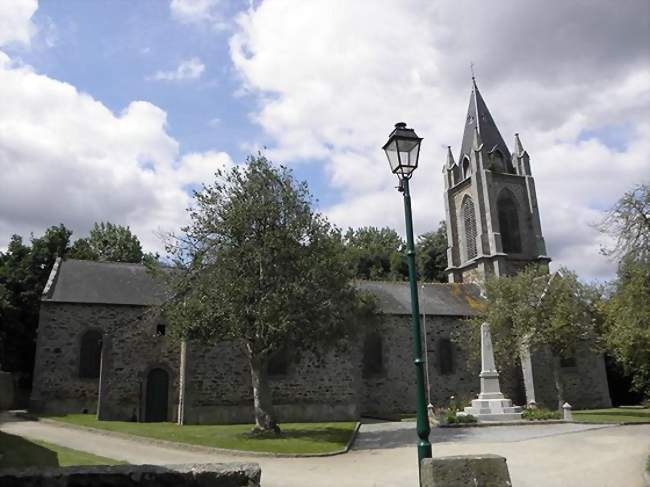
left=352, top=423, right=471, bottom=450
left=0, top=431, right=60, bottom=469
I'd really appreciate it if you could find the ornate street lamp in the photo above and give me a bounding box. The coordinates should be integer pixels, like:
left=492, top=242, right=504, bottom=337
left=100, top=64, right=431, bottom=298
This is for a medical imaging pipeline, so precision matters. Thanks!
left=382, top=122, right=432, bottom=477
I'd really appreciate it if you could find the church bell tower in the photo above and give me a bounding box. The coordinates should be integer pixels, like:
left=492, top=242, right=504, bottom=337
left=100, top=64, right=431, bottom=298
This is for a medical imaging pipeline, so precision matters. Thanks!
left=444, top=79, right=550, bottom=284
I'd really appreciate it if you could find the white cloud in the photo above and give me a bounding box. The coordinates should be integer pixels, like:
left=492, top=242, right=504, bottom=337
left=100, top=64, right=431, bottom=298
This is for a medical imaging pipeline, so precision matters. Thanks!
left=0, top=0, right=37, bottom=47
left=0, top=50, right=229, bottom=252
left=150, top=57, right=205, bottom=81
left=230, top=0, right=650, bottom=281
left=170, top=0, right=225, bottom=29
left=177, top=150, right=233, bottom=185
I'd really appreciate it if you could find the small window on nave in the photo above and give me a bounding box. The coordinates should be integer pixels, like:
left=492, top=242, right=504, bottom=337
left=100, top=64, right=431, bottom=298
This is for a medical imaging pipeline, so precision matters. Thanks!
left=268, top=347, right=290, bottom=377
left=438, top=338, right=455, bottom=375
left=79, top=329, right=102, bottom=379
left=363, top=332, right=383, bottom=377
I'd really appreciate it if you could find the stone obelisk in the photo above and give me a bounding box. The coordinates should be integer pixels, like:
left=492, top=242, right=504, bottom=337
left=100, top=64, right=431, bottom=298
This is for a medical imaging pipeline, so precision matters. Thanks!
left=463, top=322, right=522, bottom=421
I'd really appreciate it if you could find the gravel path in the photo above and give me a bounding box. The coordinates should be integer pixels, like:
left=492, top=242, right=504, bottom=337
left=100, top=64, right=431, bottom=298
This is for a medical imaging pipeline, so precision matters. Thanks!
left=2, top=414, right=649, bottom=487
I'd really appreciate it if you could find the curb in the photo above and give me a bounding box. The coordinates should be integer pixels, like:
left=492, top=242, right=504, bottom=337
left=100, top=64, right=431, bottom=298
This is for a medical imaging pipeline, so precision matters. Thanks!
left=437, top=419, right=650, bottom=428
left=438, top=420, right=567, bottom=428
left=13, top=412, right=361, bottom=459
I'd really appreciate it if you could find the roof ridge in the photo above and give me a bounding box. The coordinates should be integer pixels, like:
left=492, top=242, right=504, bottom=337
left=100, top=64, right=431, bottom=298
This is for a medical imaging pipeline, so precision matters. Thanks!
left=64, top=258, right=146, bottom=267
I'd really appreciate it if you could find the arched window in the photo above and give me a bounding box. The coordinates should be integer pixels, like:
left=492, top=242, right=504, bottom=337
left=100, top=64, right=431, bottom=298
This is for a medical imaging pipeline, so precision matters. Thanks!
left=461, top=157, right=471, bottom=179
left=363, top=332, right=383, bottom=377
left=462, top=196, right=477, bottom=260
left=79, top=330, right=102, bottom=378
left=498, top=190, right=522, bottom=253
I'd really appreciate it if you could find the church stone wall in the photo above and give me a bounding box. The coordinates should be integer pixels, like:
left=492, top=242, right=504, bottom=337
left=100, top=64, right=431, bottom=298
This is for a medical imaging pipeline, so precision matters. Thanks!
left=183, top=341, right=361, bottom=424
left=32, top=301, right=609, bottom=423
left=361, top=315, right=481, bottom=417
left=31, top=302, right=144, bottom=414
left=529, top=343, right=611, bottom=410
left=97, top=314, right=180, bottom=422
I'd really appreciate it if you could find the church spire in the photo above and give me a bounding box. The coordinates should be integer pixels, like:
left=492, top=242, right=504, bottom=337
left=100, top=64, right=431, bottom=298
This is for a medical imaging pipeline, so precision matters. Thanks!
left=458, top=78, right=510, bottom=162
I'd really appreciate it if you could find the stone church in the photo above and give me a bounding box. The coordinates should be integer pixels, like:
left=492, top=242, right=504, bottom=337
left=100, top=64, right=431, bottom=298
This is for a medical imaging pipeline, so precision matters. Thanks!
left=30, top=81, right=611, bottom=424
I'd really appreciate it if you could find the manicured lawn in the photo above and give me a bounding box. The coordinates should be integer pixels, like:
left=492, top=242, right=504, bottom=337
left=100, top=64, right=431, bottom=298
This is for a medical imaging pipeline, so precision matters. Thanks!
left=0, top=431, right=124, bottom=469
left=573, top=406, right=650, bottom=424
left=45, top=414, right=357, bottom=454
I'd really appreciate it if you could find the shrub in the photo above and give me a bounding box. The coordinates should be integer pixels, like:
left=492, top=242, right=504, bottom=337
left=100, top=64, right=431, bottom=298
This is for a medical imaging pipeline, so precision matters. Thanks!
left=446, top=410, right=477, bottom=424
left=522, top=407, right=561, bottom=420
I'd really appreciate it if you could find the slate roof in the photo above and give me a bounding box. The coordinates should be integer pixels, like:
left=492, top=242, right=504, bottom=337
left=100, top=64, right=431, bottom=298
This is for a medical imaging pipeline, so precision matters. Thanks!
left=43, top=259, right=484, bottom=316
left=357, top=281, right=483, bottom=316
left=458, top=78, right=511, bottom=162
left=42, top=258, right=169, bottom=306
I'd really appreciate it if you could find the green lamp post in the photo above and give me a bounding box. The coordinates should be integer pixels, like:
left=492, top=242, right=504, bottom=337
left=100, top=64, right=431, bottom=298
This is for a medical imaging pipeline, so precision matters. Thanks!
left=382, top=122, right=432, bottom=477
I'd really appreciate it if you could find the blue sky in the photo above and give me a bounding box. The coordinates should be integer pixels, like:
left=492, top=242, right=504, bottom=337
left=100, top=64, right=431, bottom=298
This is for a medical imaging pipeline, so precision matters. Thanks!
left=0, top=0, right=648, bottom=281
left=25, top=1, right=259, bottom=157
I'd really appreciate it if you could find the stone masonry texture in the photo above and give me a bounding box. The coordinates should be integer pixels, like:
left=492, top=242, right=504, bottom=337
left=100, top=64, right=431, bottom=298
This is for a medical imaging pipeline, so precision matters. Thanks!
left=0, top=462, right=261, bottom=487
left=31, top=299, right=611, bottom=422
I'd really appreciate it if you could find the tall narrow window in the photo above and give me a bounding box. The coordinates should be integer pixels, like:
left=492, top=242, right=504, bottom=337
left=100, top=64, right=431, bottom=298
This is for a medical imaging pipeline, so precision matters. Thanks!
left=438, top=338, right=454, bottom=375
left=497, top=190, right=522, bottom=253
left=363, top=332, right=383, bottom=377
left=461, top=157, right=471, bottom=179
left=79, top=330, right=102, bottom=378
left=462, top=196, right=477, bottom=260
left=268, top=347, right=289, bottom=376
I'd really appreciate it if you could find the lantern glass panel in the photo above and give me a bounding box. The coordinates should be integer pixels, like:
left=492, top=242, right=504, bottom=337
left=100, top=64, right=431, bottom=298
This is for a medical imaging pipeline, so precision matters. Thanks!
left=384, top=139, right=400, bottom=173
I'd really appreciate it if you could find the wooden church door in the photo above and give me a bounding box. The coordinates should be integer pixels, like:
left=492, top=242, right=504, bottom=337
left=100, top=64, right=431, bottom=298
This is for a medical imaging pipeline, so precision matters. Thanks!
left=145, top=368, right=169, bottom=422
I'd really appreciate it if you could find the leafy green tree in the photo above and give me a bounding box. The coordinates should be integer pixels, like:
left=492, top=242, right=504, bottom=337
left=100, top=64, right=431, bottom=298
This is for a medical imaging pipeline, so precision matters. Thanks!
left=416, top=220, right=448, bottom=282
left=158, top=155, right=367, bottom=433
left=471, top=265, right=600, bottom=409
left=600, top=258, right=650, bottom=399
left=598, top=184, right=650, bottom=400
left=0, top=225, right=72, bottom=380
left=344, top=226, right=406, bottom=280
left=69, top=222, right=144, bottom=263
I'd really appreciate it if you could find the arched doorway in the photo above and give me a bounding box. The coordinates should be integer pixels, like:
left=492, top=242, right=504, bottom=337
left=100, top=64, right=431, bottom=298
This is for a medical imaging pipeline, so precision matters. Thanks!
left=145, top=368, right=169, bottom=422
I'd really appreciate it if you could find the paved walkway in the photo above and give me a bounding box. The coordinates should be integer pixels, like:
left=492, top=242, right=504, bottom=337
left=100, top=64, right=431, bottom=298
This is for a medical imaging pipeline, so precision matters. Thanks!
left=2, top=414, right=649, bottom=487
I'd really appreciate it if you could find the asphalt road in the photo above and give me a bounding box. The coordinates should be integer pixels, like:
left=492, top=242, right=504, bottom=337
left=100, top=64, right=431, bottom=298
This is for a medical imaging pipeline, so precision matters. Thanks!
left=1, top=414, right=649, bottom=487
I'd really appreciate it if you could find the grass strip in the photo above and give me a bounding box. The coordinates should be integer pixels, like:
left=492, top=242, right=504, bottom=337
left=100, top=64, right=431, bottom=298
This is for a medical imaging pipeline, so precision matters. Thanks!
left=46, top=414, right=357, bottom=455
left=0, top=431, right=124, bottom=469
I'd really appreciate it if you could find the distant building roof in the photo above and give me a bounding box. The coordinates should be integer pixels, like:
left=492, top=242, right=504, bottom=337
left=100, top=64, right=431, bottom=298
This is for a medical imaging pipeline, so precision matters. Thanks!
left=43, top=259, right=484, bottom=316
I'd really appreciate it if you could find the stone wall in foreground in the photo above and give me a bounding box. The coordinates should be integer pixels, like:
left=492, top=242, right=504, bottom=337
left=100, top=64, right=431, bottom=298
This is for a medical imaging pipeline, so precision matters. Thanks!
left=0, top=463, right=261, bottom=487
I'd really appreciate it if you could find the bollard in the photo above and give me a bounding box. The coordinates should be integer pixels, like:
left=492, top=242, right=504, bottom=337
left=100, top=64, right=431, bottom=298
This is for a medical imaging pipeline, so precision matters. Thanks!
left=562, top=402, right=573, bottom=421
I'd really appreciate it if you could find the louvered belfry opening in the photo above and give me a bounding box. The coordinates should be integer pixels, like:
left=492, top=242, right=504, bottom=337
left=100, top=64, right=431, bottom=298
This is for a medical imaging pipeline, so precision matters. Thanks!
left=462, top=197, right=477, bottom=261
left=498, top=191, right=522, bottom=253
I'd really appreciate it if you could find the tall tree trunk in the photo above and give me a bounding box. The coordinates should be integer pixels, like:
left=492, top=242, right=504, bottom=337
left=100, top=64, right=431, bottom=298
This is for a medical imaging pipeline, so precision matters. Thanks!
left=249, top=355, right=280, bottom=434
left=551, top=355, right=565, bottom=411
